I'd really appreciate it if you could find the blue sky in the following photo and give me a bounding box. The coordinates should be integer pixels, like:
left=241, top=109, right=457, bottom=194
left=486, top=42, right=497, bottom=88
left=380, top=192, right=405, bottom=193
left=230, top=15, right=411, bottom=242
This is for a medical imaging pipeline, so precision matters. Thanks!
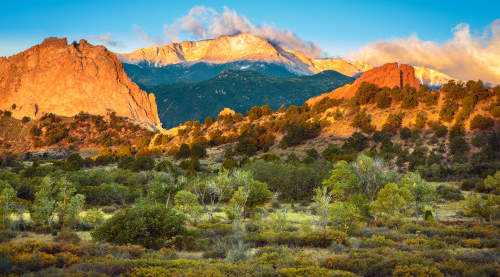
left=1, top=0, right=499, bottom=58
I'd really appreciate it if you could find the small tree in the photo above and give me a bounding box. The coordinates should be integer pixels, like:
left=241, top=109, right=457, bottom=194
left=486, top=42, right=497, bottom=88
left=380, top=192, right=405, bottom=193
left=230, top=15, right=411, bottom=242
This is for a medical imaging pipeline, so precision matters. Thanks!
left=370, top=183, right=413, bottom=220
left=322, top=161, right=359, bottom=198
left=400, top=172, right=439, bottom=220
left=483, top=171, right=500, bottom=193
left=174, top=190, right=202, bottom=225
left=351, top=155, right=398, bottom=201
left=30, top=177, right=59, bottom=226
left=312, top=186, right=332, bottom=230
left=330, top=201, right=361, bottom=233
left=0, top=182, right=17, bottom=230
left=462, top=194, right=500, bottom=224
left=146, top=172, right=185, bottom=207
left=31, top=177, right=85, bottom=229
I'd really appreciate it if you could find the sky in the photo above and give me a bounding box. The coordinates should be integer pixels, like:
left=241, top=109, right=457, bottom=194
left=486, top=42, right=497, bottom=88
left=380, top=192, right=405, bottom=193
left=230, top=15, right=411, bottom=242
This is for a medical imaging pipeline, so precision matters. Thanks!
left=1, top=0, right=500, bottom=82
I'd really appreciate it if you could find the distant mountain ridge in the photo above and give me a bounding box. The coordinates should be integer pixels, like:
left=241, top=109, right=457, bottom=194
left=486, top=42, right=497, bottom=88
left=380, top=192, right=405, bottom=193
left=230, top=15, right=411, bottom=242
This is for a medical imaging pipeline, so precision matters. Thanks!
left=117, top=33, right=456, bottom=87
left=147, top=69, right=354, bottom=128
left=116, top=33, right=370, bottom=77
left=123, top=61, right=298, bottom=86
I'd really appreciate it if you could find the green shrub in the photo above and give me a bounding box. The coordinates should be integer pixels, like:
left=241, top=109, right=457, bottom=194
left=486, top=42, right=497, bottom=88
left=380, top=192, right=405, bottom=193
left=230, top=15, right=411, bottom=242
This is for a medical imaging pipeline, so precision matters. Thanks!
left=461, top=178, right=481, bottom=191
left=280, top=122, right=321, bottom=148
left=279, top=267, right=357, bottom=277
left=92, top=202, right=186, bottom=249
left=393, top=264, right=443, bottom=277
left=436, top=185, right=464, bottom=201
left=246, top=229, right=347, bottom=248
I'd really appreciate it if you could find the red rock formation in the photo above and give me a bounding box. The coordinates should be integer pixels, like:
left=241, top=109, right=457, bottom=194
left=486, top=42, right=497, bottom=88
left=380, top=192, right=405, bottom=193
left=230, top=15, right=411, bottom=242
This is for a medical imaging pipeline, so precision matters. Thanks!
left=307, top=63, right=421, bottom=105
left=0, top=37, right=161, bottom=129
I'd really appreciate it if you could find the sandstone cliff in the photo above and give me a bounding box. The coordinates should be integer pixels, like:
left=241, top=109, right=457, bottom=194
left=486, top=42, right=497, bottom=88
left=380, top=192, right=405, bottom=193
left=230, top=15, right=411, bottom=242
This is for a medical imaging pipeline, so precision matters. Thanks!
left=0, top=37, right=161, bottom=130
left=307, top=63, right=421, bottom=105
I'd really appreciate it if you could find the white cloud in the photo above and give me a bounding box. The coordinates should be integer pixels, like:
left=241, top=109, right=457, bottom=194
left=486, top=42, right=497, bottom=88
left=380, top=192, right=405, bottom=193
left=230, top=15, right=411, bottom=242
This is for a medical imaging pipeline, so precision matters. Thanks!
left=89, top=33, right=123, bottom=48
left=159, top=5, right=323, bottom=58
left=350, top=20, right=500, bottom=84
left=133, top=25, right=166, bottom=46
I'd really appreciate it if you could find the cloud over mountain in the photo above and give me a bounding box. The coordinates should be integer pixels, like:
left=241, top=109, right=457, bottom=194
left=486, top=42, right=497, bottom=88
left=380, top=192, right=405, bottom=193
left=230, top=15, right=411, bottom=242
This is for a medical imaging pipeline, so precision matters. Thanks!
left=89, top=33, right=123, bottom=48
left=350, top=20, right=500, bottom=84
left=159, top=6, right=323, bottom=58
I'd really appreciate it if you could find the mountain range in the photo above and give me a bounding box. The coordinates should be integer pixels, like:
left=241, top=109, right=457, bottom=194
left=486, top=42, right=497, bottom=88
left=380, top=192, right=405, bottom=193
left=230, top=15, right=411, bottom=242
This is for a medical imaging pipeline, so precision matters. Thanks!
left=146, top=70, right=354, bottom=128
left=117, top=33, right=454, bottom=87
left=116, top=33, right=371, bottom=77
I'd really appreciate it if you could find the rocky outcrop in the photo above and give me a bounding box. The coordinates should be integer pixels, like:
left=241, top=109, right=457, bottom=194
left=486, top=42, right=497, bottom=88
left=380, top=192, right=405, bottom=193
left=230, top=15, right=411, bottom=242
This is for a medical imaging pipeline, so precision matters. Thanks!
left=0, top=37, right=161, bottom=130
left=307, top=63, right=421, bottom=105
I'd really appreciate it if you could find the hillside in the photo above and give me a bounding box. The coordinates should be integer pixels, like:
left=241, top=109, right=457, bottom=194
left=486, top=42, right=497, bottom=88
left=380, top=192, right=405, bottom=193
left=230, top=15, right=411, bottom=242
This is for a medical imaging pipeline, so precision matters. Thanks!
left=0, top=37, right=161, bottom=130
left=0, top=111, right=154, bottom=155
left=153, top=63, right=499, bottom=176
left=147, top=70, right=354, bottom=128
left=123, top=61, right=298, bottom=86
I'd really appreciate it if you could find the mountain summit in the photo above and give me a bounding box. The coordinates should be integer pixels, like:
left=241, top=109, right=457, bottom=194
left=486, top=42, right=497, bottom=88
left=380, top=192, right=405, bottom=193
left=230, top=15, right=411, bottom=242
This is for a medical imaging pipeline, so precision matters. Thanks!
left=116, top=33, right=369, bottom=77
left=0, top=37, right=161, bottom=129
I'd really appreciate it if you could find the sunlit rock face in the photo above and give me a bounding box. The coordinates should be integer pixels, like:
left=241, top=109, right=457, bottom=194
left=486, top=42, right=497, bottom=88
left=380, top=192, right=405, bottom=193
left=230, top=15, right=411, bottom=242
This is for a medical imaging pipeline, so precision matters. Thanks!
left=116, top=33, right=371, bottom=77
left=306, top=63, right=421, bottom=105
left=0, top=37, right=161, bottom=130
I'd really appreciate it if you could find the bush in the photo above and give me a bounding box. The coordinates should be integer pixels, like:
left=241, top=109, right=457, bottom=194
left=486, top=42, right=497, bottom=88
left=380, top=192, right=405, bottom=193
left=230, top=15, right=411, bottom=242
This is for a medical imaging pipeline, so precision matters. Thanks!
left=461, top=178, right=481, bottom=191
left=279, top=267, right=357, bottom=277
left=393, top=264, right=443, bottom=277
left=92, top=202, right=186, bottom=249
left=470, top=114, right=494, bottom=130
left=179, top=157, right=201, bottom=172
left=401, top=85, right=418, bottom=109
left=246, top=229, right=347, bottom=248
left=436, top=185, right=464, bottom=201
left=175, top=144, right=191, bottom=160
left=280, top=122, right=320, bottom=148
left=353, top=82, right=379, bottom=105
left=351, top=109, right=375, bottom=134
left=427, top=121, right=447, bottom=138
left=382, top=112, right=404, bottom=133
left=54, top=231, right=81, bottom=244
left=342, top=132, right=369, bottom=153
left=375, top=88, right=392, bottom=108
left=439, top=100, right=459, bottom=122
left=400, top=127, right=411, bottom=140
left=442, top=80, right=466, bottom=100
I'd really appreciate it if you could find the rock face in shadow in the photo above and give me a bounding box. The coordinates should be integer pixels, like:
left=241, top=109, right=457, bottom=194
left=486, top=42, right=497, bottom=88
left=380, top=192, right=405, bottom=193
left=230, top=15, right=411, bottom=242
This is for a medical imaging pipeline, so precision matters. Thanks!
left=0, top=37, right=161, bottom=129
left=307, top=63, right=421, bottom=105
